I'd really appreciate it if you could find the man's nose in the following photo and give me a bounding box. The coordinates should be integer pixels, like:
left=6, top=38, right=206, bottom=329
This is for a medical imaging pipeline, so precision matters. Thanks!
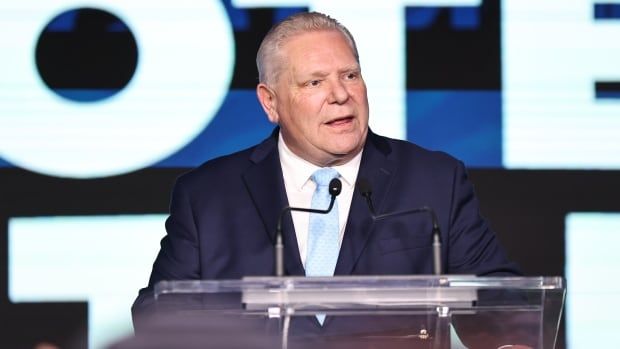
left=328, top=79, right=350, bottom=104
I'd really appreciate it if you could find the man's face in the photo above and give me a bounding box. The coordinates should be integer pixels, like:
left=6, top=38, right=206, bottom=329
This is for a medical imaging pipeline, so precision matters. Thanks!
left=258, top=30, right=369, bottom=166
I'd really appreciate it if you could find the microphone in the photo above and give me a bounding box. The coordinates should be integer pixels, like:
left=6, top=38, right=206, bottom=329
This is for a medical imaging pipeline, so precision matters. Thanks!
left=357, top=178, right=442, bottom=275
left=274, top=178, right=342, bottom=277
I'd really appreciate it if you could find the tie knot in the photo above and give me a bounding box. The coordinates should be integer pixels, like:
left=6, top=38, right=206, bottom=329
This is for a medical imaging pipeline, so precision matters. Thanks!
left=311, top=167, right=339, bottom=187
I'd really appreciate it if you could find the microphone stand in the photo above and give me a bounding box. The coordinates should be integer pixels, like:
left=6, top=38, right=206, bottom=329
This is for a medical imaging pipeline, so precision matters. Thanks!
left=274, top=195, right=338, bottom=277
left=274, top=178, right=342, bottom=277
left=273, top=178, right=342, bottom=349
left=359, top=180, right=443, bottom=275
left=359, top=179, right=447, bottom=348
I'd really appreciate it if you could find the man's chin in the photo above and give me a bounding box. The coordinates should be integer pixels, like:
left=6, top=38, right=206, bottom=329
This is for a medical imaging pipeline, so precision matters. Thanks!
left=323, top=147, right=363, bottom=165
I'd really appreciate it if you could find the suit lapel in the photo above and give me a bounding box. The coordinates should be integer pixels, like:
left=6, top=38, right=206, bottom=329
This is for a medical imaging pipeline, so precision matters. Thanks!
left=243, top=130, right=396, bottom=328
left=242, top=130, right=305, bottom=276
left=241, top=130, right=396, bottom=277
left=334, top=132, right=397, bottom=275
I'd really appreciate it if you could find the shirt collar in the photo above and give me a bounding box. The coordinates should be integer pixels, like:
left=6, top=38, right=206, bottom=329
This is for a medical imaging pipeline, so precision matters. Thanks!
left=278, top=132, right=362, bottom=191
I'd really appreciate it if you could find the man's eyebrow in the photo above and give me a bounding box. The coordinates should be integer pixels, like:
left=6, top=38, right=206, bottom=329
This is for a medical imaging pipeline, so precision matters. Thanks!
left=304, top=66, right=360, bottom=77
left=339, top=65, right=361, bottom=73
left=295, top=65, right=361, bottom=81
left=306, top=70, right=329, bottom=78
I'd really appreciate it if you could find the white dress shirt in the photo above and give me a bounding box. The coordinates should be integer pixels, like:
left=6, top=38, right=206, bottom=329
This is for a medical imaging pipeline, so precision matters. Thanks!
left=278, top=133, right=362, bottom=267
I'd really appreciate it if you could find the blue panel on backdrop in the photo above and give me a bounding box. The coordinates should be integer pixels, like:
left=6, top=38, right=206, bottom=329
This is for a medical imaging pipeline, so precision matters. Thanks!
left=406, top=90, right=501, bottom=168
left=451, top=7, right=480, bottom=29
left=0, top=90, right=502, bottom=170
left=594, top=3, right=620, bottom=19
left=222, top=0, right=250, bottom=30
left=154, top=90, right=274, bottom=167
left=406, top=7, right=480, bottom=30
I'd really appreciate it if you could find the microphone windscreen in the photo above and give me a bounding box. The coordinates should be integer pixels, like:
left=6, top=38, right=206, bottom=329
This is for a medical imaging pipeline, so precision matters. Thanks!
left=329, top=178, right=342, bottom=196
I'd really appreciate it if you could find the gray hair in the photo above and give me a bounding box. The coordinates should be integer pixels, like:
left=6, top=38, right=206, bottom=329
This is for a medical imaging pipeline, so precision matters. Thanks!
left=256, top=12, right=360, bottom=86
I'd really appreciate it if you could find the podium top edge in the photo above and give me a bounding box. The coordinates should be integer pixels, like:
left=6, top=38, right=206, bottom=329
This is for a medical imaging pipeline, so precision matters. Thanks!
left=154, top=275, right=565, bottom=297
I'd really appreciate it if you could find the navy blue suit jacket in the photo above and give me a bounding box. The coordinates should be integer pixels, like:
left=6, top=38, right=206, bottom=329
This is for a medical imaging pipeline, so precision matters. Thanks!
left=133, top=129, right=519, bottom=320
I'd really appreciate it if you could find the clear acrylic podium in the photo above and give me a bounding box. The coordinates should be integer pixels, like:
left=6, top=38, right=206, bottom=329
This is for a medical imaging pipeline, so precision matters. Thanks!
left=150, top=276, right=565, bottom=349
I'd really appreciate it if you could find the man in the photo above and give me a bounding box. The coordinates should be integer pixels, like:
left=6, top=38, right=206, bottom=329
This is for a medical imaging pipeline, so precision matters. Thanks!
left=132, top=11, right=521, bottom=345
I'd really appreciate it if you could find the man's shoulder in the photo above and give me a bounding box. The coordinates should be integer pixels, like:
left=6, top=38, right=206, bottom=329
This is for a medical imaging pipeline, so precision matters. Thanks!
left=175, top=134, right=277, bottom=188
left=176, top=149, right=251, bottom=187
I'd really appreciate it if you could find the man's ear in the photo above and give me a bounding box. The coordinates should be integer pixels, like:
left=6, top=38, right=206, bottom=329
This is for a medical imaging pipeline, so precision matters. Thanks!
left=256, top=83, right=279, bottom=124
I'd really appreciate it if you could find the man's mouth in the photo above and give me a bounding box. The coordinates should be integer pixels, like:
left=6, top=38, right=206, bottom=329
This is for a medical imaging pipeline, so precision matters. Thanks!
left=326, top=116, right=354, bottom=126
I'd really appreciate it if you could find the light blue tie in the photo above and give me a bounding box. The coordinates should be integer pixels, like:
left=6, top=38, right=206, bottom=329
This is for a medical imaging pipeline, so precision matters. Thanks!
left=306, top=167, right=340, bottom=325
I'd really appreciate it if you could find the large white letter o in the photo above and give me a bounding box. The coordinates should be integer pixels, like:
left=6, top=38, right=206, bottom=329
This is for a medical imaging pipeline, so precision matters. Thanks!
left=0, top=0, right=234, bottom=178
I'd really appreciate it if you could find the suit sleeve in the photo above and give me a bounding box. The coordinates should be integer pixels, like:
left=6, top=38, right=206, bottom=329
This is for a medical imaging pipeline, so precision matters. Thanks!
left=445, top=161, right=521, bottom=276
left=131, top=177, right=201, bottom=329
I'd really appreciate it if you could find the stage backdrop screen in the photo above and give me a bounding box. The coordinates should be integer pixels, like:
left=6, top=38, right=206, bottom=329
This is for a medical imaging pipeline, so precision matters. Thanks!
left=1, top=1, right=619, bottom=349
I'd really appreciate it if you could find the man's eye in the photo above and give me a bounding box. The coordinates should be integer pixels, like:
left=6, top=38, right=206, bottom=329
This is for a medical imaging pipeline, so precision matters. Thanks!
left=345, top=72, right=358, bottom=80
left=307, top=80, right=321, bottom=87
